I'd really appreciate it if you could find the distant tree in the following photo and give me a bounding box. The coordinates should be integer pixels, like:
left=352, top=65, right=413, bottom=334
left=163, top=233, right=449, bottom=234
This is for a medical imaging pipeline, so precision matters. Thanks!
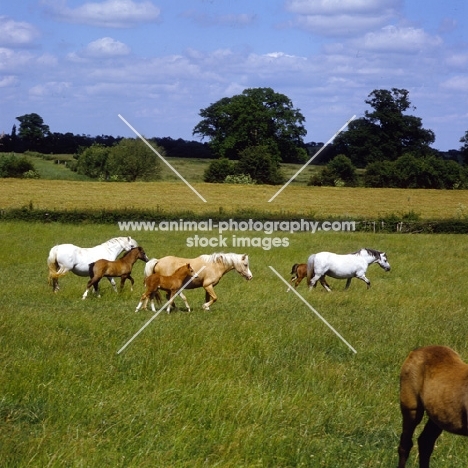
left=75, top=144, right=110, bottom=179
left=236, top=145, right=285, bottom=185
left=460, top=130, right=468, bottom=165
left=364, top=153, right=466, bottom=189
left=309, top=154, right=357, bottom=187
left=363, top=160, right=397, bottom=188
left=16, top=113, right=50, bottom=151
left=335, top=88, right=435, bottom=167
left=193, top=87, right=307, bottom=163
left=203, top=157, right=236, bottom=183
left=105, top=138, right=162, bottom=181
left=0, top=154, right=37, bottom=178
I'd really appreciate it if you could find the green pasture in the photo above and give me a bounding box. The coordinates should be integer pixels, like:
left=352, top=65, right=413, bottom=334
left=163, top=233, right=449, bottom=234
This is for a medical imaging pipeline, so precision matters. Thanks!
left=1, top=221, right=468, bottom=467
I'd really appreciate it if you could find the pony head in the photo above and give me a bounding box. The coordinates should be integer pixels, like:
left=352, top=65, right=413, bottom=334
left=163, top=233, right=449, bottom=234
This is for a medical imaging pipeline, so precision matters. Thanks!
left=118, top=236, right=139, bottom=251
left=376, top=251, right=391, bottom=271
left=186, top=263, right=198, bottom=278
left=236, top=254, right=253, bottom=280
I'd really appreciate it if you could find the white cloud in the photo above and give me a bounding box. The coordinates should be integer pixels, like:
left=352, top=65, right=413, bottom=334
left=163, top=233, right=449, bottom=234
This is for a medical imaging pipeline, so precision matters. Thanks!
left=42, top=0, right=161, bottom=28
left=0, top=17, right=40, bottom=46
left=0, top=48, right=34, bottom=72
left=83, top=37, right=131, bottom=58
left=0, top=75, right=18, bottom=87
left=182, top=11, right=257, bottom=28
left=441, top=76, right=468, bottom=92
left=293, top=13, right=391, bottom=36
left=284, top=0, right=400, bottom=37
left=285, top=0, right=400, bottom=16
left=356, top=26, right=442, bottom=53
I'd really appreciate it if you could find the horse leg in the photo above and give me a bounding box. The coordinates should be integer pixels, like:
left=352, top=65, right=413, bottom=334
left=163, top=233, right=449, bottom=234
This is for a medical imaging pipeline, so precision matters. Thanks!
left=417, top=419, right=443, bottom=468
left=309, top=274, right=322, bottom=290
left=319, top=276, right=332, bottom=292
left=83, top=277, right=100, bottom=299
left=135, top=292, right=148, bottom=312
left=202, top=285, right=217, bottom=310
left=178, top=292, right=191, bottom=312
left=397, top=403, right=425, bottom=468
left=107, top=277, right=117, bottom=292
left=345, top=278, right=352, bottom=289
left=166, top=292, right=176, bottom=313
left=355, top=274, right=371, bottom=289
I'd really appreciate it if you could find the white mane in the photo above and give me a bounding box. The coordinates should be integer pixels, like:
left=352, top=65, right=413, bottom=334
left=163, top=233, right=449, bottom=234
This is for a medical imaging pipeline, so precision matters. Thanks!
left=199, top=252, right=243, bottom=267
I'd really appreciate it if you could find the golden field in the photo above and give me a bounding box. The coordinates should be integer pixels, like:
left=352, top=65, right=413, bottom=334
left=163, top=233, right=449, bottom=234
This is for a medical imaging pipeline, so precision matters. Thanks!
left=1, top=178, right=468, bottom=219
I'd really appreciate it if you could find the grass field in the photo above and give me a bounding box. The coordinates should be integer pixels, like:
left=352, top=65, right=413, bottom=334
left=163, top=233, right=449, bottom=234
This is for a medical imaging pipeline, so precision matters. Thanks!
left=2, top=220, right=468, bottom=467
left=3, top=178, right=468, bottom=221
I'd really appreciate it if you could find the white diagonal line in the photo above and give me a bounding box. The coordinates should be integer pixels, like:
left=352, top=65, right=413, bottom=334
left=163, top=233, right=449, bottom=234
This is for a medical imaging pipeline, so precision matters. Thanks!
left=268, top=266, right=357, bottom=354
left=117, top=266, right=206, bottom=354
left=268, top=115, right=356, bottom=203
left=118, top=114, right=207, bottom=203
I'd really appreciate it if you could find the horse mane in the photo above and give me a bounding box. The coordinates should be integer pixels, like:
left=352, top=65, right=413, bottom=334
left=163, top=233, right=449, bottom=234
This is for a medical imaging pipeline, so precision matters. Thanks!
left=200, top=252, right=243, bottom=267
left=351, top=248, right=381, bottom=258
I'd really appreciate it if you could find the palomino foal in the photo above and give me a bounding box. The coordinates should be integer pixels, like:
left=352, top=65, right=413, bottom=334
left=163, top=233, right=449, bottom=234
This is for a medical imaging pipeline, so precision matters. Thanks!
left=135, top=263, right=198, bottom=313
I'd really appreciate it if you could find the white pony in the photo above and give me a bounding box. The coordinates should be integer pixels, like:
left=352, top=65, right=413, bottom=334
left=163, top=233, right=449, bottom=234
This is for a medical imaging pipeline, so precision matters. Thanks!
left=306, top=248, right=390, bottom=291
left=47, top=236, right=139, bottom=292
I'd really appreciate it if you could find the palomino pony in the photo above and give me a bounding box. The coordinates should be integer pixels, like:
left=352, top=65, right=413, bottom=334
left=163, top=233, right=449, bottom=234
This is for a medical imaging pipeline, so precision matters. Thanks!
left=135, top=263, right=198, bottom=313
left=287, top=263, right=330, bottom=291
left=306, top=248, right=390, bottom=291
left=82, top=247, right=149, bottom=299
left=398, top=345, right=468, bottom=467
left=48, top=236, right=139, bottom=292
left=144, top=253, right=253, bottom=310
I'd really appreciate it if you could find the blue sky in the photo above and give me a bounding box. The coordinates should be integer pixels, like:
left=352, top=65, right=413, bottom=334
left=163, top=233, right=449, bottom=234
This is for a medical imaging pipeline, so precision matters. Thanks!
left=1, top=0, right=467, bottom=151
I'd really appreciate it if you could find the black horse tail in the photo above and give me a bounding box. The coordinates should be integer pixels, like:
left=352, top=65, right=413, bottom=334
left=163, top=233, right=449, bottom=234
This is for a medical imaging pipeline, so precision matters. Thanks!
left=290, top=263, right=299, bottom=276
left=88, top=262, right=96, bottom=278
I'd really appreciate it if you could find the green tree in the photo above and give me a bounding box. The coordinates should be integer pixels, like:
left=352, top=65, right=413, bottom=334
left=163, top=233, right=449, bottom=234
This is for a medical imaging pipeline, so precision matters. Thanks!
left=193, top=87, right=307, bottom=163
left=105, top=138, right=162, bottom=182
left=309, top=154, right=357, bottom=187
left=460, top=130, right=468, bottom=165
left=75, top=144, right=110, bottom=179
left=0, top=154, right=37, bottom=178
left=203, top=157, right=236, bottom=183
left=236, top=145, right=285, bottom=185
left=335, top=88, right=435, bottom=167
left=16, top=113, right=50, bottom=151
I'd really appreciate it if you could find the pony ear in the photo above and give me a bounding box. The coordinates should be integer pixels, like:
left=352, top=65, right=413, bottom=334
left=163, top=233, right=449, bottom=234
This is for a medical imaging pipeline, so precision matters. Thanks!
left=242, top=254, right=247, bottom=259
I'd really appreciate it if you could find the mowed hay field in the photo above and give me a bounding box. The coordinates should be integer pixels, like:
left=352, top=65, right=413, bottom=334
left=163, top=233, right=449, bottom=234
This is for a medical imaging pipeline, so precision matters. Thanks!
left=3, top=178, right=468, bottom=219
left=1, top=216, right=468, bottom=466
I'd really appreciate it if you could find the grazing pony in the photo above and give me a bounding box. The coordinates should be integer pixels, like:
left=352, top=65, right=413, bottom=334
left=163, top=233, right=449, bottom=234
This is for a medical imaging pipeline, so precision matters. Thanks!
left=48, top=236, right=138, bottom=292
left=144, top=253, right=253, bottom=310
left=398, top=346, right=468, bottom=468
left=135, top=263, right=198, bottom=313
left=306, top=248, right=390, bottom=291
left=82, top=246, right=148, bottom=299
left=287, top=262, right=330, bottom=291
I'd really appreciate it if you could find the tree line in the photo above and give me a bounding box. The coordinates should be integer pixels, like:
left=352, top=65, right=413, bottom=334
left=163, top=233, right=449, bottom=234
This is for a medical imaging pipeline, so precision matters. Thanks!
left=1, top=87, right=468, bottom=187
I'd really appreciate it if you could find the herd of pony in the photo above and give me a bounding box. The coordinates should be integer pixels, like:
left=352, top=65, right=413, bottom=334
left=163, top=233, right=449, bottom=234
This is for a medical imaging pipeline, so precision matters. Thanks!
left=46, top=236, right=466, bottom=466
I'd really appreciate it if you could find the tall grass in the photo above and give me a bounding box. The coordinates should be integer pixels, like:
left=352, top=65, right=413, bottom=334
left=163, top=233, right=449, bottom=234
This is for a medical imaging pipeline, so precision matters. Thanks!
left=3, top=179, right=468, bottom=220
left=2, top=221, right=468, bottom=466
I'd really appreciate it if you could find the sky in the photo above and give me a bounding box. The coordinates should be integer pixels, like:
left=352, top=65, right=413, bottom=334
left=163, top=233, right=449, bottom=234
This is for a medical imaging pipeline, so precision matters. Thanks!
left=1, top=0, right=467, bottom=151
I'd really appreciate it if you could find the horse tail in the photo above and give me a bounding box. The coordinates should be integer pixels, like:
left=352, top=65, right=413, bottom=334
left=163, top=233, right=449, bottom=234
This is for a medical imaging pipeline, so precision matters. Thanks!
left=153, top=289, right=162, bottom=305
left=306, top=254, right=315, bottom=286
left=88, top=262, right=96, bottom=278
left=144, top=258, right=159, bottom=279
left=290, top=263, right=298, bottom=276
left=47, top=246, right=66, bottom=284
